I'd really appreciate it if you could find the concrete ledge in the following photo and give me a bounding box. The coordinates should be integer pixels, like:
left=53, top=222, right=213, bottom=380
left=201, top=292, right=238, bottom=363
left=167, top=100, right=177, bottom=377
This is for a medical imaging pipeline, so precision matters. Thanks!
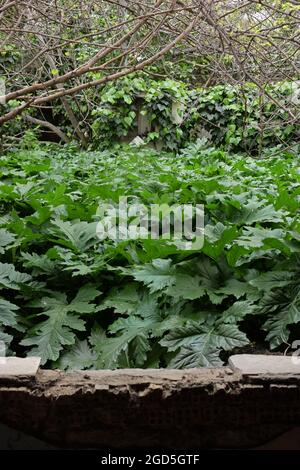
left=229, top=354, right=300, bottom=377
left=0, top=357, right=41, bottom=378
left=1, top=355, right=300, bottom=449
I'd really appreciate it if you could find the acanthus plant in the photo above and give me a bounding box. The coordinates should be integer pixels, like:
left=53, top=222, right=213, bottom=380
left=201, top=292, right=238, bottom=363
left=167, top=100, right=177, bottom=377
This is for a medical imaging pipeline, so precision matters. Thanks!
left=0, top=141, right=300, bottom=369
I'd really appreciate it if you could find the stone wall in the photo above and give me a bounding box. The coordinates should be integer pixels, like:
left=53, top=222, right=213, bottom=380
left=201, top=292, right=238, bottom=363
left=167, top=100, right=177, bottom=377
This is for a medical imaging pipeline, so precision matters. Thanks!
left=1, top=356, right=300, bottom=449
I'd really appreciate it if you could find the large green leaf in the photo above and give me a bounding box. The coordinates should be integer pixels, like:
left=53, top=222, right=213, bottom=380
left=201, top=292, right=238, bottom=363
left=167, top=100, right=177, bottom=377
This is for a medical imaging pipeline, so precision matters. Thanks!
left=57, top=340, right=97, bottom=370
left=97, top=284, right=140, bottom=314
left=233, top=199, right=286, bottom=225
left=220, top=301, right=255, bottom=323
left=169, top=345, right=222, bottom=368
left=249, top=271, right=293, bottom=292
left=130, top=259, right=176, bottom=293
left=93, top=305, right=161, bottom=368
left=0, top=229, right=15, bottom=254
left=92, top=321, right=150, bottom=369
left=49, top=219, right=99, bottom=253
left=0, top=263, right=32, bottom=290
left=262, top=286, right=300, bottom=348
left=21, top=285, right=101, bottom=364
left=2, top=141, right=300, bottom=369
left=160, top=321, right=249, bottom=353
left=0, top=298, right=19, bottom=346
left=166, top=274, right=206, bottom=300
left=0, top=298, right=19, bottom=327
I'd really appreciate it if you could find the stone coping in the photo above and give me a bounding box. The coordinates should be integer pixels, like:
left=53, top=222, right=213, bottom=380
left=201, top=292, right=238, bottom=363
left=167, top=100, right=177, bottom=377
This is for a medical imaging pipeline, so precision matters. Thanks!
left=1, top=354, right=300, bottom=449
left=0, top=357, right=41, bottom=378
left=1, top=354, right=300, bottom=380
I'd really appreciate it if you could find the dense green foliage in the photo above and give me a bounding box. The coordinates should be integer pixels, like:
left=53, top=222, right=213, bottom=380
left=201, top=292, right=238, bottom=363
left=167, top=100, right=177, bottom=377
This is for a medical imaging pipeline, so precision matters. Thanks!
left=91, top=77, right=300, bottom=153
left=1, top=141, right=300, bottom=369
left=3, top=76, right=299, bottom=155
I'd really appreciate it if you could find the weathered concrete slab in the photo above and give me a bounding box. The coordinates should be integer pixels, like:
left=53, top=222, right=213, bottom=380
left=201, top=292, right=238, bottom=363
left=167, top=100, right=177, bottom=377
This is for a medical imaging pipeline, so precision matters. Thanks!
left=1, top=356, right=300, bottom=448
left=229, top=354, right=300, bottom=376
left=0, top=357, right=41, bottom=377
left=1, top=365, right=300, bottom=449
